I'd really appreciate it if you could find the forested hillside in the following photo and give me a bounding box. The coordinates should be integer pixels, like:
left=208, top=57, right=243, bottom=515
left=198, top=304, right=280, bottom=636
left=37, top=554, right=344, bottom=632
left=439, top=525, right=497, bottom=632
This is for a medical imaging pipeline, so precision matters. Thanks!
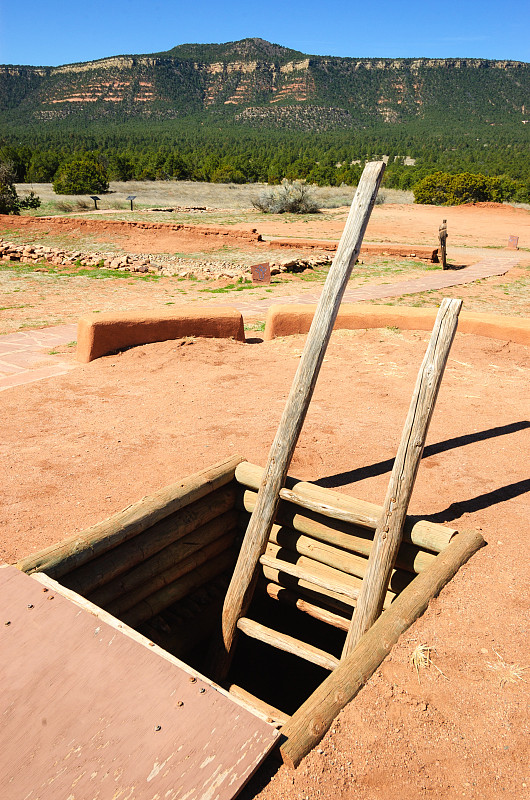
left=1, top=38, right=528, bottom=192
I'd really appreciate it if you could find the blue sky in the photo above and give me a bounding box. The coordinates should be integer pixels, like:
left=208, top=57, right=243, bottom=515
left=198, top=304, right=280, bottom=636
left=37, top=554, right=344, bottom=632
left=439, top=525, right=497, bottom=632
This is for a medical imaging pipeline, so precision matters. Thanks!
left=1, top=0, right=528, bottom=66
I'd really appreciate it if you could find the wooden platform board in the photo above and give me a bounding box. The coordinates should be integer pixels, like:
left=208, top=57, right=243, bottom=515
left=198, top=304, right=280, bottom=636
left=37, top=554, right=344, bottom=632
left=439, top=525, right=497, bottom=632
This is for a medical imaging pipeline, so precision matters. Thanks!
left=0, top=565, right=278, bottom=800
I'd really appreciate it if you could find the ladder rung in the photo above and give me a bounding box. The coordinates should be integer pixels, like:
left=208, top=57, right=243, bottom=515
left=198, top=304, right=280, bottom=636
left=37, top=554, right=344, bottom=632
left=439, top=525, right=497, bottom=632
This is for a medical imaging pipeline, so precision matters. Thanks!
left=228, top=684, right=290, bottom=726
left=261, top=580, right=350, bottom=631
left=260, top=553, right=360, bottom=601
left=237, top=617, right=339, bottom=671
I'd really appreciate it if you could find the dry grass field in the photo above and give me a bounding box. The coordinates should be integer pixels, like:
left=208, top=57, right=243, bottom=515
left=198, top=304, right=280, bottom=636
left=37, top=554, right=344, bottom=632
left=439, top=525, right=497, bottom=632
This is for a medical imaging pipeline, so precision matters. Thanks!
left=16, top=180, right=414, bottom=216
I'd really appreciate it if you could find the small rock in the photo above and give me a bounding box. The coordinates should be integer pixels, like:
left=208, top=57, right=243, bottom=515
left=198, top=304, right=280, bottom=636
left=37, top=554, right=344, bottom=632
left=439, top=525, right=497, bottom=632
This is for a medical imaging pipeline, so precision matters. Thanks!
left=279, top=258, right=297, bottom=268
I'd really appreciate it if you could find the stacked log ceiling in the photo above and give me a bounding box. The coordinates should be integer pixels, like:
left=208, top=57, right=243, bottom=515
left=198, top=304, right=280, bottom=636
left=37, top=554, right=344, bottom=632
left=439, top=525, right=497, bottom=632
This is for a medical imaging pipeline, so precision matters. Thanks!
left=17, top=456, right=243, bottom=578
left=235, top=462, right=459, bottom=637
left=235, top=462, right=456, bottom=556
left=122, top=547, right=238, bottom=628
left=105, top=531, right=237, bottom=618
left=16, top=457, right=243, bottom=630
left=86, top=507, right=238, bottom=607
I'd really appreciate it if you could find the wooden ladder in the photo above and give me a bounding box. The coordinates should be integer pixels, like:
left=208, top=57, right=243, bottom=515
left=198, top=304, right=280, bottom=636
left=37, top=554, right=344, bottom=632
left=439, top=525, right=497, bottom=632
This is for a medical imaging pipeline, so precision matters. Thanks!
left=208, top=160, right=462, bottom=687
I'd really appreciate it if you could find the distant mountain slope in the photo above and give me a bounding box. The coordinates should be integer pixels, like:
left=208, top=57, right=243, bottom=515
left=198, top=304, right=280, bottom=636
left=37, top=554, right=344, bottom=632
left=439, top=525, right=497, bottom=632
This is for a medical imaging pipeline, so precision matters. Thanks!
left=1, top=38, right=528, bottom=130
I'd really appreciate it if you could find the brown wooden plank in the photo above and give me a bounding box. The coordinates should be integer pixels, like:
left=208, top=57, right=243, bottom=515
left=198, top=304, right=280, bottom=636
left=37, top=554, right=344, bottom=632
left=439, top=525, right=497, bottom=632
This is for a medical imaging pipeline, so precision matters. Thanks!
left=0, top=565, right=278, bottom=800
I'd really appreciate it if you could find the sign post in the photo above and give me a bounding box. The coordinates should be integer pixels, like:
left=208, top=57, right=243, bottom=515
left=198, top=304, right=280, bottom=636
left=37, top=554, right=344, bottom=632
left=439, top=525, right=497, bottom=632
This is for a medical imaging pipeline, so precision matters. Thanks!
left=438, top=219, right=448, bottom=270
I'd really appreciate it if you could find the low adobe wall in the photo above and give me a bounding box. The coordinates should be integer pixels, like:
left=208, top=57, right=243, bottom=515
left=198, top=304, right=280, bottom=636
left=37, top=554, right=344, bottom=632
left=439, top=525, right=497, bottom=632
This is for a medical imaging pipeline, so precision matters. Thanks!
left=268, top=239, right=438, bottom=261
left=0, top=214, right=263, bottom=245
left=263, top=303, right=530, bottom=345
left=77, top=307, right=245, bottom=363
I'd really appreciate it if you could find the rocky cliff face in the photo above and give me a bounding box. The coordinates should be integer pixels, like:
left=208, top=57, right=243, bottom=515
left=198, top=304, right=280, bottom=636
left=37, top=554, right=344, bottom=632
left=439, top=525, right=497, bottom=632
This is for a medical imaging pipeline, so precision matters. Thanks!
left=1, top=39, right=528, bottom=128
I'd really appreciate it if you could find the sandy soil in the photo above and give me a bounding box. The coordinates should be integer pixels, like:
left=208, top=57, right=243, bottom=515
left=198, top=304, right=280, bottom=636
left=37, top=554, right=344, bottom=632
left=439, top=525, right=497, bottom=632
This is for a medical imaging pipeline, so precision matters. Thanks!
left=1, top=200, right=529, bottom=799
left=254, top=201, right=530, bottom=251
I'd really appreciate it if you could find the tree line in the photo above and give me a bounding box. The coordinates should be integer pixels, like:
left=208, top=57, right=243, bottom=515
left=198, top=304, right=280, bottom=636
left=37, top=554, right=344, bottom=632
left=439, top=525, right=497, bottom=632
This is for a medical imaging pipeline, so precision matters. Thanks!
left=1, top=117, right=529, bottom=201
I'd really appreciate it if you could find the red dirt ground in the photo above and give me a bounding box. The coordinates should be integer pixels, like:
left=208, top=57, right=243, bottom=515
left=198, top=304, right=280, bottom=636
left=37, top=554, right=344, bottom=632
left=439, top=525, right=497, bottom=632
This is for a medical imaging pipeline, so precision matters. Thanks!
left=1, top=328, right=528, bottom=800
left=1, top=201, right=528, bottom=798
left=254, top=201, right=530, bottom=250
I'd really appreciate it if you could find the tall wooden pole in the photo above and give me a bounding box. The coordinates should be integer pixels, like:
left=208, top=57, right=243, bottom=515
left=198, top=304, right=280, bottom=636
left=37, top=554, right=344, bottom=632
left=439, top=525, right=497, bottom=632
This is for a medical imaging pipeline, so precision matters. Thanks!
left=209, top=161, right=386, bottom=680
left=438, top=219, right=448, bottom=269
left=342, top=297, right=462, bottom=657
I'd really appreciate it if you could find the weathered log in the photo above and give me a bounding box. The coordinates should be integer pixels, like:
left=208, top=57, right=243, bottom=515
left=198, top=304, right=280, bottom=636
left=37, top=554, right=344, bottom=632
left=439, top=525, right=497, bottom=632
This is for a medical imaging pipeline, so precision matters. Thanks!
left=88, top=509, right=238, bottom=608
left=122, top=547, right=238, bottom=627
left=267, top=525, right=412, bottom=594
left=211, top=162, right=385, bottom=679
left=343, top=298, right=462, bottom=656
left=228, top=685, right=290, bottom=727
left=237, top=617, right=339, bottom=671
left=261, top=563, right=359, bottom=613
left=279, top=528, right=485, bottom=767
left=17, top=456, right=243, bottom=578
left=279, top=487, right=377, bottom=528
left=260, top=575, right=354, bottom=617
left=236, top=463, right=456, bottom=554
left=65, top=486, right=237, bottom=596
left=261, top=547, right=396, bottom=609
left=262, top=545, right=362, bottom=601
left=107, top=532, right=236, bottom=617
left=238, top=498, right=435, bottom=575
left=262, top=581, right=350, bottom=631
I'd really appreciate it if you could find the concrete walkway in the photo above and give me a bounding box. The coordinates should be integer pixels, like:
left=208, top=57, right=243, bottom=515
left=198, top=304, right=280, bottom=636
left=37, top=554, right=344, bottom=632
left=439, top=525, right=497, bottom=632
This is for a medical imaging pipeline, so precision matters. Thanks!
left=231, top=254, right=520, bottom=316
left=0, top=254, right=520, bottom=392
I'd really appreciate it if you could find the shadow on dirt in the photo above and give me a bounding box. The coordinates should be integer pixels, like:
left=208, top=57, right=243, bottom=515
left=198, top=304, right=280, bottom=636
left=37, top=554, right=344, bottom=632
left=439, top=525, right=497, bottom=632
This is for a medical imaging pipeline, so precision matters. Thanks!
left=315, top=420, right=530, bottom=489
